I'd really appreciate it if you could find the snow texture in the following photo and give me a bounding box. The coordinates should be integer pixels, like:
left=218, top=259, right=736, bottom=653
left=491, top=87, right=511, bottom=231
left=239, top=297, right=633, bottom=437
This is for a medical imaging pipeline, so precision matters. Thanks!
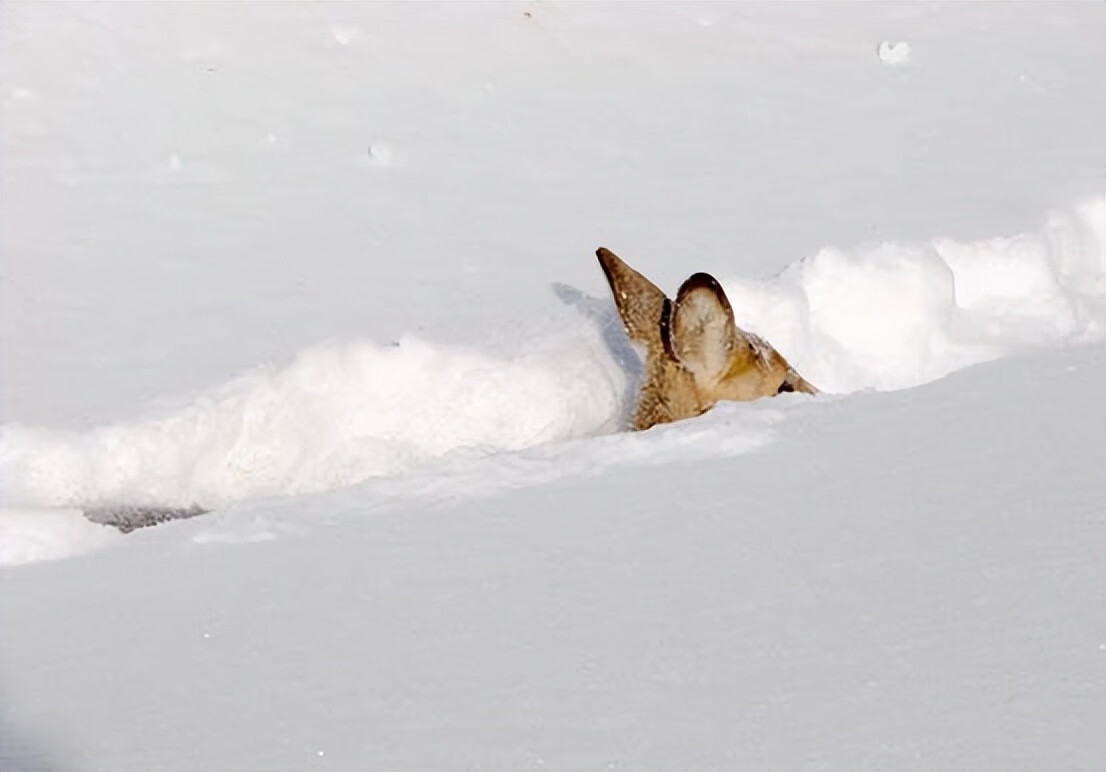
left=0, top=198, right=1102, bottom=535
left=878, top=40, right=912, bottom=66
left=1, top=2, right=1102, bottom=770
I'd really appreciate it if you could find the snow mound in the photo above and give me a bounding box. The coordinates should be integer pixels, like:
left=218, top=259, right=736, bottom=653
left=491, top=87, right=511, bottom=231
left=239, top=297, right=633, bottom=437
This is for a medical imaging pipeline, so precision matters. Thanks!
left=877, top=40, right=912, bottom=66
left=0, top=199, right=1101, bottom=519
left=0, top=331, right=628, bottom=509
left=0, top=507, right=122, bottom=567
left=723, top=197, right=1104, bottom=394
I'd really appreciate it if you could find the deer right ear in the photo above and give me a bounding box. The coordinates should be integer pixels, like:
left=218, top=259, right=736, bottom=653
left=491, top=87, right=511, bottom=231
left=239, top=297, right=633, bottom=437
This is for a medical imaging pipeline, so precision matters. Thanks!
left=667, top=272, right=740, bottom=384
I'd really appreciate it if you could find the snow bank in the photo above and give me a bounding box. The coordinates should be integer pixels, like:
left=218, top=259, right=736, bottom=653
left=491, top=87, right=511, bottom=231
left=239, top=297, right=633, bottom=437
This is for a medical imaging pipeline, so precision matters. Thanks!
left=725, top=197, right=1104, bottom=394
left=0, top=200, right=1101, bottom=523
left=0, top=331, right=627, bottom=509
left=0, top=508, right=122, bottom=567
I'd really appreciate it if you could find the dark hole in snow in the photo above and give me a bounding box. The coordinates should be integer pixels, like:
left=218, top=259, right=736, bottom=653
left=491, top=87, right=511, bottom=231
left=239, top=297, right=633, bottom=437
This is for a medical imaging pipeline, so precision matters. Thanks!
left=83, top=505, right=210, bottom=533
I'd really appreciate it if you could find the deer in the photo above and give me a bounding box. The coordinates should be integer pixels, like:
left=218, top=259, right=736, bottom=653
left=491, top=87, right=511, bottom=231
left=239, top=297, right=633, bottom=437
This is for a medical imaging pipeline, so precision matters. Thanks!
left=596, top=247, right=817, bottom=431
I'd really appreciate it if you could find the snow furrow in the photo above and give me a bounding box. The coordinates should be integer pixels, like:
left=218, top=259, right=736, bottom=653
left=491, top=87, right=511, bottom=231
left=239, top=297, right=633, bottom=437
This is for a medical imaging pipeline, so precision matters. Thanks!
left=0, top=199, right=1101, bottom=518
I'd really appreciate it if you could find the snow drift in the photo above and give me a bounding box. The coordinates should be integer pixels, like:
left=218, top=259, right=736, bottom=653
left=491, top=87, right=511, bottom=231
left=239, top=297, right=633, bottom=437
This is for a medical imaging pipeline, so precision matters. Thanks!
left=727, top=197, right=1105, bottom=393
left=0, top=199, right=1102, bottom=515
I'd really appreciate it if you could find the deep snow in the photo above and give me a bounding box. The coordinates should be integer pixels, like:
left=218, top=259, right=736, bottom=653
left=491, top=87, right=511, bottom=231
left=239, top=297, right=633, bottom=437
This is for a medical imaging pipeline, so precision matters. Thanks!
left=2, top=345, right=1102, bottom=771
left=3, top=2, right=1103, bottom=427
left=1, top=197, right=1101, bottom=565
left=1, top=2, right=1103, bottom=770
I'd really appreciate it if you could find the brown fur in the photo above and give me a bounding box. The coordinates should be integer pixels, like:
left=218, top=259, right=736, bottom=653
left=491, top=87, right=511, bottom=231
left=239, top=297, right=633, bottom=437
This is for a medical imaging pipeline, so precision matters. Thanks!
left=596, top=247, right=817, bottom=431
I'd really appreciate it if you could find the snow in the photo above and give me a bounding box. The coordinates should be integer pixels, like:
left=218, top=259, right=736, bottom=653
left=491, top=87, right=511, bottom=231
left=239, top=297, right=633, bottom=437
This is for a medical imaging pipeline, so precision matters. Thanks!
left=0, top=507, right=120, bottom=568
left=2, top=346, right=1102, bottom=771
left=1, top=2, right=1103, bottom=770
left=877, top=41, right=912, bottom=67
left=1, top=197, right=1101, bottom=535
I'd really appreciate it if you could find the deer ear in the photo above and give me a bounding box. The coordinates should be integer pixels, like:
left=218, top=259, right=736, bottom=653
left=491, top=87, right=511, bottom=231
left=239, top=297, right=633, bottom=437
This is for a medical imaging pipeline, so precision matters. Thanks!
left=668, top=272, right=740, bottom=383
left=596, top=247, right=669, bottom=352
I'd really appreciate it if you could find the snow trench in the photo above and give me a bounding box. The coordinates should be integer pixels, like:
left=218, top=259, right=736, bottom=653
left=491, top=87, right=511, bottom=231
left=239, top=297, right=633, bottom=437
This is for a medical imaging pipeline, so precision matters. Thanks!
left=1, top=199, right=1102, bottom=513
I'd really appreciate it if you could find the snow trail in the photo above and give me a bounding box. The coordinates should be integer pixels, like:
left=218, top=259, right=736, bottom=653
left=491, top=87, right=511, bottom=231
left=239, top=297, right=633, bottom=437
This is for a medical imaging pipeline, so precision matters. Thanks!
left=0, top=199, right=1101, bottom=516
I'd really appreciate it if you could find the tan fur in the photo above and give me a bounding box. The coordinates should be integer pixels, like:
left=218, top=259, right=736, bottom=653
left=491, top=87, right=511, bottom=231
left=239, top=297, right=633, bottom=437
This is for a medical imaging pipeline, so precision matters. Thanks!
left=596, top=247, right=817, bottom=431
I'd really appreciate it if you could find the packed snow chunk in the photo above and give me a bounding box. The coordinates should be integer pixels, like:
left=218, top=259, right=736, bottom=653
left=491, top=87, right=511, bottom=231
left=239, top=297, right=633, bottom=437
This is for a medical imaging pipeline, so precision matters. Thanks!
left=935, top=199, right=1105, bottom=344
left=877, top=40, right=912, bottom=66
left=795, top=242, right=958, bottom=390
left=938, top=233, right=1075, bottom=342
left=0, top=508, right=121, bottom=567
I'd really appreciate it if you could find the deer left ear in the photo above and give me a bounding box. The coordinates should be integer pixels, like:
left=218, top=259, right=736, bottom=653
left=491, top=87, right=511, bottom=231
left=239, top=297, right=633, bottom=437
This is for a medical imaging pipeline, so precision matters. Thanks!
left=665, top=272, right=740, bottom=384
left=595, top=247, right=668, bottom=353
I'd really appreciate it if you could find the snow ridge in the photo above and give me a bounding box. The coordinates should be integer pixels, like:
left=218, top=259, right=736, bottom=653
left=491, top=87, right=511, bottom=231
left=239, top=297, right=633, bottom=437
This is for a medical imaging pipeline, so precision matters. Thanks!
left=0, top=199, right=1101, bottom=516
left=725, top=197, right=1105, bottom=394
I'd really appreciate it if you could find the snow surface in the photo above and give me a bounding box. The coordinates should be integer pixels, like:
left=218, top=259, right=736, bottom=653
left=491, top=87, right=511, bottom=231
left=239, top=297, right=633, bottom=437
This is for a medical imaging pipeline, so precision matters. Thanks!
left=1, top=196, right=1101, bottom=538
left=1, top=2, right=1103, bottom=770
